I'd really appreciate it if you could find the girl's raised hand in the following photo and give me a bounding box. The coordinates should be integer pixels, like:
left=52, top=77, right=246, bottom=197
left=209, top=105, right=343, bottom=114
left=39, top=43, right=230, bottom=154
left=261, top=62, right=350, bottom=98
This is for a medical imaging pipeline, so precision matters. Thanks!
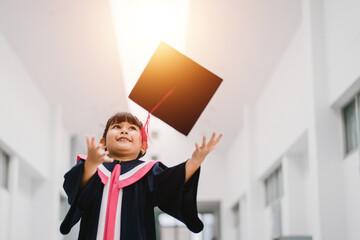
left=191, top=132, right=222, bottom=165
left=185, top=132, right=222, bottom=182
left=86, top=136, right=114, bottom=166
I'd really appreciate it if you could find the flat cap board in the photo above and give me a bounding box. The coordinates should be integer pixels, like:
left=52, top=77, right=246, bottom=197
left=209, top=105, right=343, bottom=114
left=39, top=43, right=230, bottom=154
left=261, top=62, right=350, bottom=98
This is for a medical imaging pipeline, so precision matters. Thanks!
left=129, top=42, right=222, bottom=136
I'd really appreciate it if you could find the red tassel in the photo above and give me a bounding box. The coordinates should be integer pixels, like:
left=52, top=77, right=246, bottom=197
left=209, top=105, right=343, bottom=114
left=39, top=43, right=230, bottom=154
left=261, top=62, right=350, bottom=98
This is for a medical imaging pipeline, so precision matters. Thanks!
left=140, top=113, right=151, bottom=151
left=139, top=89, right=174, bottom=151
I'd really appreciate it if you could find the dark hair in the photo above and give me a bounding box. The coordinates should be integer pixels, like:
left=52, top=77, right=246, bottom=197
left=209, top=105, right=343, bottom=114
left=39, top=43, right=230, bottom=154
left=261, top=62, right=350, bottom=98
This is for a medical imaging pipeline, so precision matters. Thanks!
left=102, top=112, right=147, bottom=158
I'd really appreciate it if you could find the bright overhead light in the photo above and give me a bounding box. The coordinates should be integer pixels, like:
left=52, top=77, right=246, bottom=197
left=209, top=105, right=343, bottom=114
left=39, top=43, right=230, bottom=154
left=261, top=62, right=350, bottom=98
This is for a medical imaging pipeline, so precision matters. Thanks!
left=110, top=0, right=190, bottom=96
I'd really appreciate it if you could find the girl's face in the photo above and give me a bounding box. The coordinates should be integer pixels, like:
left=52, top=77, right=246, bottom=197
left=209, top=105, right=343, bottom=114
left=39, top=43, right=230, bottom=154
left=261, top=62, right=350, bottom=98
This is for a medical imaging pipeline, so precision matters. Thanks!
left=102, top=121, right=144, bottom=160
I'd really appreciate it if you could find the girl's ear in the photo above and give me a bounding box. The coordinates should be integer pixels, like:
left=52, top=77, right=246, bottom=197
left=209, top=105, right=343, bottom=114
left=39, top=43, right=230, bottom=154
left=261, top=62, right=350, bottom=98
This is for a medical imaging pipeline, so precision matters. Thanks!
left=140, top=144, right=147, bottom=153
left=100, top=138, right=106, bottom=149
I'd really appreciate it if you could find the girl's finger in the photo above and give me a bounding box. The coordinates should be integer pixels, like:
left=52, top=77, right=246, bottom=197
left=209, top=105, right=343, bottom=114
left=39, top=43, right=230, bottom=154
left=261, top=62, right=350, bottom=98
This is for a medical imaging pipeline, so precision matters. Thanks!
left=96, top=142, right=104, bottom=151
left=195, top=143, right=200, bottom=150
left=100, top=150, right=108, bottom=157
left=215, top=134, right=223, bottom=144
left=202, top=136, right=206, bottom=147
left=88, top=136, right=96, bottom=150
left=91, top=136, right=96, bottom=148
left=103, top=156, right=114, bottom=163
left=207, top=133, right=222, bottom=150
left=209, top=143, right=218, bottom=152
left=86, top=136, right=90, bottom=148
left=208, top=132, right=216, bottom=145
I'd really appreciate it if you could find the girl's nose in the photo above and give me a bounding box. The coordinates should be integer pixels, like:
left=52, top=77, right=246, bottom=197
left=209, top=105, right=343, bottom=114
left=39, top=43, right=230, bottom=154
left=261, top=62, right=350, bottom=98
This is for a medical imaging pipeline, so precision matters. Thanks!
left=120, top=128, right=128, bottom=134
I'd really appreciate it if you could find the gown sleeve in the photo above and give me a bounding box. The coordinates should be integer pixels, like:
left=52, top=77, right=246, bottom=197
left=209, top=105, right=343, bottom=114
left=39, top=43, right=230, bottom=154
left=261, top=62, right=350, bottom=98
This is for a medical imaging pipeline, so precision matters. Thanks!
left=148, top=161, right=204, bottom=233
left=59, top=160, right=100, bottom=234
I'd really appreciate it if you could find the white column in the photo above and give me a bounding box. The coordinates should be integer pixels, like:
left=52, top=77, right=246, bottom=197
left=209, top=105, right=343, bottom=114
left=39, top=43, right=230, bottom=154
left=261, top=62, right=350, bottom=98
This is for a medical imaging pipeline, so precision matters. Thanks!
left=243, top=102, right=266, bottom=240
left=50, top=104, right=63, bottom=240
left=306, top=0, right=347, bottom=239
left=32, top=104, right=64, bottom=240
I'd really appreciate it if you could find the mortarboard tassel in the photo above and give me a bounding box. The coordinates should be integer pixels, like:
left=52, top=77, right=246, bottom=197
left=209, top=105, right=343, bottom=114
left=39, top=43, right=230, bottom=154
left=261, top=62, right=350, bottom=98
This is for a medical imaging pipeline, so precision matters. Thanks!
left=140, top=89, right=174, bottom=150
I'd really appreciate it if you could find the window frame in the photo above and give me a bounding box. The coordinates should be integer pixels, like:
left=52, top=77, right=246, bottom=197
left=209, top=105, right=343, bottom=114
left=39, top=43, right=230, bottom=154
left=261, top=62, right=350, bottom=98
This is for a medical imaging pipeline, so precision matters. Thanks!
left=264, top=165, right=283, bottom=207
left=155, top=201, right=221, bottom=240
left=0, top=148, right=10, bottom=190
left=342, top=95, right=360, bottom=157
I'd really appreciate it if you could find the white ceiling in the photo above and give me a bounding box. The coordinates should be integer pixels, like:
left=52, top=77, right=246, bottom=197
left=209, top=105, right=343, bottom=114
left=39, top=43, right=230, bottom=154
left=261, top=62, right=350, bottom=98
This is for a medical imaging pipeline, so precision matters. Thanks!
left=0, top=0, right=301, bottom=155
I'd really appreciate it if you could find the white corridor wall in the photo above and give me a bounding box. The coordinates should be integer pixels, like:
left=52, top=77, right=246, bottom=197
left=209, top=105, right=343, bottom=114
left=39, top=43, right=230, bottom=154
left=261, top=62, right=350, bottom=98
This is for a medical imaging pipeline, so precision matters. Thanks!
left=0, top=30, right=71, bottom=240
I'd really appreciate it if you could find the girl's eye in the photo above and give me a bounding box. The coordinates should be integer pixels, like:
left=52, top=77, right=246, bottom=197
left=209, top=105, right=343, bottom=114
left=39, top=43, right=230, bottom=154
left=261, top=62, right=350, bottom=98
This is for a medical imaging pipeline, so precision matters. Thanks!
left=114, top=125, right=120, bottom=129
left=129, top=126, right=136, bottom=130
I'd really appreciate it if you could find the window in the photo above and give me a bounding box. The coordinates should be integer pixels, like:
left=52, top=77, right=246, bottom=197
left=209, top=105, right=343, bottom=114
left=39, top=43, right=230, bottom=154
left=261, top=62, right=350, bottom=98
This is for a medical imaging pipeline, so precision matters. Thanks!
left=265, top=166, right=283, bottom=239
left=342, top=98, right=359, bottom=155
left=155, top=203, right=219, bottom=240
left=59, top=195, right=68, bottom=221
left=265, top=166, right=283, bottom=206
left=232, top=201, right=241, bottom=240
left=232, top=202, right=240, bottom=229
left=157, top=212, right=190, bottom=240
left=0, top=148, right=10, bottom=190
left=197, top=213, right=215, bottom=240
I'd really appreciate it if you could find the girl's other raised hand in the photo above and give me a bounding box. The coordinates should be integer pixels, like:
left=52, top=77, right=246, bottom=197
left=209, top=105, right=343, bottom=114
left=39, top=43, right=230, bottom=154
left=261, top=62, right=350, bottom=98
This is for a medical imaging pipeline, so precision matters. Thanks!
left=81, top=136, right=113, bottom=188
left=86, top=136, right=114, bottom=166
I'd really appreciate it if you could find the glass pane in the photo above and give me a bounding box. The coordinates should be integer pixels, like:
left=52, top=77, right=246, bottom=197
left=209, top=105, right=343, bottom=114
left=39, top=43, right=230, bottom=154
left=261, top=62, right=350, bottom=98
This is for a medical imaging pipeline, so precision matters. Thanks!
left=177, top=227, right=191, bottom=240
left=268, top=176, right=273, bottom=204
left=265, top=174, right=274, bottom=205
left=270, top=173, right=275, bottom=203
left=192, top=213, right=215, bottom=240
left=267, top=178, right=272, bottom=205
left=0, top=151, right=3, bottom=188
left=160, top=226, right=190, bottom=240
left=191, top=231, right=203, bottom=240
left=60, top=195, right=68, bottom=221
left=4, top=152, right=9, bottom=189
left=159, top=213, right=175, bottom=227
left=358, top=94, right=360, bottom=147
left=265, top=166, right=283, bottom=206
left=278, top=167, right=283, bottom=197
left=232, top=202, right=240, bottom=228
left=0, top=151, right=10, bottom=189
left=343, top=100, right=358, bottom=154
left=271, top=199, right=282, bottom=238
left=202, top=213, right=215, bottom=240
left=159, top=213, right=186, bottom=227
left=265, top=179, right=270, bottom=206
left=274, top=169, right=279, bottom=199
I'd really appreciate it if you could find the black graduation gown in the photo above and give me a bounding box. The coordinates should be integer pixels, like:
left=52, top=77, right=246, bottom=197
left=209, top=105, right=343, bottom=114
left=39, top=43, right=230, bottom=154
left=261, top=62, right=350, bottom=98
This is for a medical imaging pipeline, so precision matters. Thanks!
left=60, top=158, right=203, bottom=240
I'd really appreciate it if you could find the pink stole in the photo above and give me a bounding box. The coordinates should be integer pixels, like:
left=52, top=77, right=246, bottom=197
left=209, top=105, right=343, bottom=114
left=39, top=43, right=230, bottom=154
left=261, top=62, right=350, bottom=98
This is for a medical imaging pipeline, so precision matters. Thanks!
left=97, top=160, right=159, bottom=240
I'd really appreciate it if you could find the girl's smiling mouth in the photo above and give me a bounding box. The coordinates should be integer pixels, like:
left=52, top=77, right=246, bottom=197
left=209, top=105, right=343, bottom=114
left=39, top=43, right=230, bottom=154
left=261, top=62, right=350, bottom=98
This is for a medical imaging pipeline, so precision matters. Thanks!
left=117, top=137, right=131, bottom=142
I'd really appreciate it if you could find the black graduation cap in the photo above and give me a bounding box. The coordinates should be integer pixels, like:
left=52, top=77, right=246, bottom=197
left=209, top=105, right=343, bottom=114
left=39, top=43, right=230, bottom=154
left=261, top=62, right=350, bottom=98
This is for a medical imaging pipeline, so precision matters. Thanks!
left=129, top=42, right=223, bottom=136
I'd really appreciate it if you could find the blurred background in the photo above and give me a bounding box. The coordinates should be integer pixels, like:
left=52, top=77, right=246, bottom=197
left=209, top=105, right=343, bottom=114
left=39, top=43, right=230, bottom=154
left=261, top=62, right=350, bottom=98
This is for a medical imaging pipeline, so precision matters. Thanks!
left=0, top=0, right=360, bottom=239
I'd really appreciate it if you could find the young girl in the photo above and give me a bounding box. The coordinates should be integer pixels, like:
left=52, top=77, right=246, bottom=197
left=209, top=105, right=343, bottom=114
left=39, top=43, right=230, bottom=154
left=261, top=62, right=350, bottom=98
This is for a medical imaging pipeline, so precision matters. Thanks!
left=60, top=112, right=222, bottom=240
